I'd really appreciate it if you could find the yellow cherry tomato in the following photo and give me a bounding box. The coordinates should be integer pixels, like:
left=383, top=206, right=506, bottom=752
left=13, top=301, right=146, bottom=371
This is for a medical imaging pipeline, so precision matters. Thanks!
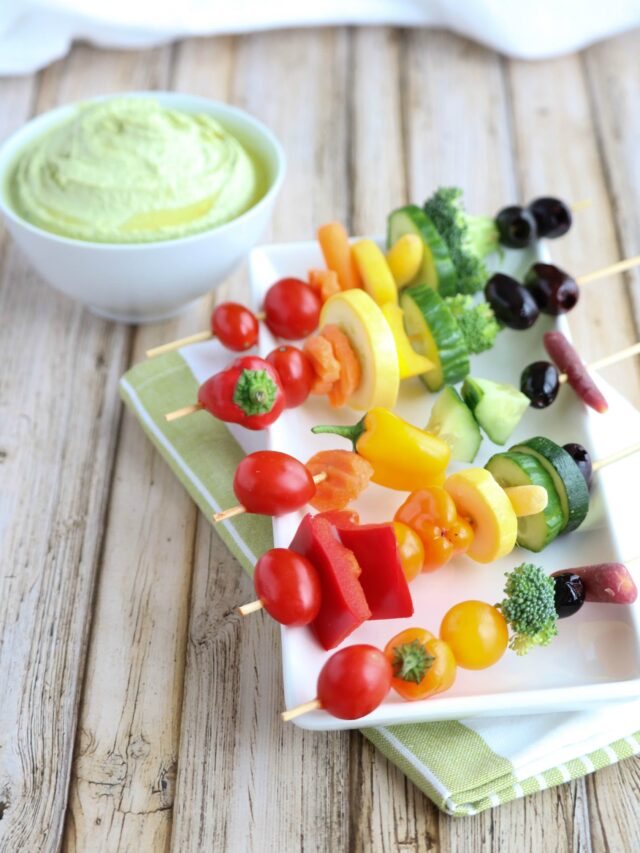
left=393, top=522, right=425, bottom=583
left=440, top=601, right=508, bottom=670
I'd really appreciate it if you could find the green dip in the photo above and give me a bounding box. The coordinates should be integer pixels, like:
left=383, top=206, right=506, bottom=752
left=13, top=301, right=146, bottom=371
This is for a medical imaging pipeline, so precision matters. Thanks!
left=8, top=97, right=265, bottom=243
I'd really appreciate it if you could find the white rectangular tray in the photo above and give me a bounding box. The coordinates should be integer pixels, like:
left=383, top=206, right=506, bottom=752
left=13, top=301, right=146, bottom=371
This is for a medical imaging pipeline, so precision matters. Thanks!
left=249, top=238, right=640, bottom=731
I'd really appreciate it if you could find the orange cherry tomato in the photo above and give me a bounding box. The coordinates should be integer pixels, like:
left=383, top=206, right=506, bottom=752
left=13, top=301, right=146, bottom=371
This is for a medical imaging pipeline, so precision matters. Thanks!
left=440, top=601, right=508, bottom=670
left=392, top=522, right=424, bottom=583
left=384, top=627, right=457, bottom=701
left=394, top=487, right=473, bottom=573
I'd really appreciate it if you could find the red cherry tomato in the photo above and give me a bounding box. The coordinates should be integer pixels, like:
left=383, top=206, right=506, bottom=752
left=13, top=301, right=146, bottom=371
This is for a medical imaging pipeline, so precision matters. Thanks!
left=254, top=548, right=321, bottom=626
left=263, top=278, right=322, bottom=339
left=211, top=302, right=259, bottom=351
left=233, top=450, right=316, bottom=516
left=266, top=345, right=315, bottom=408
left=317, top=645, right=392, bottom=719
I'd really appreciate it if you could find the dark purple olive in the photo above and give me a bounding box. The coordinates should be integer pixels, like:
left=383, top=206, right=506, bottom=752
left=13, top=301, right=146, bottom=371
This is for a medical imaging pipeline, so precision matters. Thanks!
left=553, top=572, right=585, bottom=619
left=484, top=273, right=540, bottom=330
left=520, top=361, right=560, bottom=408
left=562, top=442, right=593, bottom=489
left=525, top=263, right=579, bottom=315
left=495, top=205, right=538, bottom=249
left=528, top=197, right=572, bottom=239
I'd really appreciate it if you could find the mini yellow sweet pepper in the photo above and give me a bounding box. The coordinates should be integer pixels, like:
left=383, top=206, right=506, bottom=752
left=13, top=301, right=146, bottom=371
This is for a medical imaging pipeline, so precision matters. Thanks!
left=311, top=407, right=451, bottom=491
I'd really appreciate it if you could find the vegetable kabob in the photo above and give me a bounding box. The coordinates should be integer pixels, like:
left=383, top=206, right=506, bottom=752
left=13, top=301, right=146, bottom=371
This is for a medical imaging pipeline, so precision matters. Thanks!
left=278, top=558, right=638, bottom=722
left=211, top=411, right=549, bottom=536
left=146, top=276, right=323, bottom=357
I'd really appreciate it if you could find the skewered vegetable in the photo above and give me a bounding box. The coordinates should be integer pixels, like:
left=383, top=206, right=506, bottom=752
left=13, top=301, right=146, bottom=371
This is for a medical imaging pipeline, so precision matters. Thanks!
left=423, top=187, right=500, bottom=295
left=444, top=468, right=518, bottom=563
left=484, top=273, right=540, bottom=330
left=305, top=450, right=373, bottom=511
left=400, top=284, right=470, bottom=391
left=384, top=628, right=457, bottom=700
left=198, top=355, right=285, bottom=430
left=553, top=563, right=638, bottom=604
left=444, top=294, right=501, bottom=354
left=425, top=386, right=482, bottom=463
left=253, top=549, right=322, bottom=626
left=498, top=563, right=558, bottom=655
left=394, top=487, right=473, bottom=573
left=440, top=601, right=509, bottom=669
left=387, top=205, right=456, bottom=292
left=525, top=263, right=579, bottom=315
left=495, top=205, right=537, bottom=248
left=312, top=407, right=451, bottom=491
left=461, top=377, right=529, bottom=445
left=289, top=514, right=371, bottom=650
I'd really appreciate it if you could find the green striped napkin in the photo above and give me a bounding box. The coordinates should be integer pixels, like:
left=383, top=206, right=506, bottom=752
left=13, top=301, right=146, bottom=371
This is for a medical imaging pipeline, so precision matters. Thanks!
left=120, top=349, right=640, bottom=816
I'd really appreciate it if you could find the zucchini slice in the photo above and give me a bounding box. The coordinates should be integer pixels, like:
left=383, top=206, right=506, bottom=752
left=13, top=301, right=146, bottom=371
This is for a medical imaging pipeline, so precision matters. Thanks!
left=486, top=451, right=565, bottom=552
left=509, top=437, right=590, bottom=533
left=400, top=284, right=470, bottom=392
left=387, top=205, right=457, bottom=294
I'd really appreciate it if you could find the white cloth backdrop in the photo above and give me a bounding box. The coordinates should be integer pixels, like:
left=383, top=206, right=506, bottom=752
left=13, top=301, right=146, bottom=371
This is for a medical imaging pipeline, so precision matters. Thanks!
left=2, top=0, right=640, bottom=75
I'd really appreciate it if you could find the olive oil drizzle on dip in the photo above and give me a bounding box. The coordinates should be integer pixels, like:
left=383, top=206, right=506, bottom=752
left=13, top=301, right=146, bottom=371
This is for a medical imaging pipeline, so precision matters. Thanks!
left=9, top=98, right=265, bottom=243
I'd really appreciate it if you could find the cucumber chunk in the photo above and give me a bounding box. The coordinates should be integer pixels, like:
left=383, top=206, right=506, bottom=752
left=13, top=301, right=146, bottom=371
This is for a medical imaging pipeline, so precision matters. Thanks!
left=387, top=205, right=457, bottom=294
left=462, top=377, right=529, bottom=445
left=510, top=437, right=590, bottom=533
left=486, top=451, right=565, bottom=551
left=426, top=387, right=482, bottom=462
left=400, top=285, right=470, bottom=391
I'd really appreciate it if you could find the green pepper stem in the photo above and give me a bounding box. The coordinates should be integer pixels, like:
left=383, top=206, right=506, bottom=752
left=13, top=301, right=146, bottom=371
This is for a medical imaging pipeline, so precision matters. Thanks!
left=233, top=369, right=278, bottom=416
left=311, top=416, right=366, bottom=449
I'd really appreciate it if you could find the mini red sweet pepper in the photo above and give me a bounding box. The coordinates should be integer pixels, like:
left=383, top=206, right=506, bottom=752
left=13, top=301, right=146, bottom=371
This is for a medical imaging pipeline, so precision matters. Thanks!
left=198, top=355, right=285, bottom=430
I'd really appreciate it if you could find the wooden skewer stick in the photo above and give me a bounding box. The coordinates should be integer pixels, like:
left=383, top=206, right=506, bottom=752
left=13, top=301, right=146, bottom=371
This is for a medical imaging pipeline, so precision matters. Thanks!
left=558, top=341, right=640, bottom=385
left=237, top=600, right=264, bottom=616
left=577, top=254, right=640, bottom=286
left=213, top=471, right=328, bottom=524
left=147, top=330, right=214, bottom=358
left=593, top=441, right=640, bottom=473
left=281, top=699, right=322, bottom=721
left=571, top=198, right=592, bottom=213
left=165, top=402, right=204, bottom=422
left=146, top=311, right=266, bottom=358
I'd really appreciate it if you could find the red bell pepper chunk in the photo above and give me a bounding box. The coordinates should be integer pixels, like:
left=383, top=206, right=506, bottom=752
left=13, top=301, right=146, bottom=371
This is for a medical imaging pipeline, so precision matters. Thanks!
left=289, top=514, right=371, bottom=650
left=320, top=513, right=414, bottom=620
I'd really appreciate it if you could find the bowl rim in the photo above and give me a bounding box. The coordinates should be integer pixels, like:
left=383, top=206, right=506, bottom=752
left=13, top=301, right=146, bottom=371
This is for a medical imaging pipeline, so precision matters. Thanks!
left=0, top=90, right=286, bottom=251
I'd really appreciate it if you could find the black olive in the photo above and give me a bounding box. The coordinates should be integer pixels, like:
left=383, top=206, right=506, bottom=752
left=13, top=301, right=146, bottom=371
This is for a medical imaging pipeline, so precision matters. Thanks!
left=562, top=443, right=593, bottom=489
left=525, top=263, right=579, bottom=315
left=484, top=273, right=540, bottom=330
left=553, top=572, right=585, bottom=619
left=528, top=197, right=572, bottom=239
left=496, top=206, right=538, bottom=249
left=520, top=361, right=560, bottom=408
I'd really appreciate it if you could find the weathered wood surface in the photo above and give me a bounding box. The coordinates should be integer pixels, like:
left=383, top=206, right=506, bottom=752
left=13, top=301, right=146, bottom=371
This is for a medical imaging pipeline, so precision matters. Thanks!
left=0, top=24, right=639, bottom=853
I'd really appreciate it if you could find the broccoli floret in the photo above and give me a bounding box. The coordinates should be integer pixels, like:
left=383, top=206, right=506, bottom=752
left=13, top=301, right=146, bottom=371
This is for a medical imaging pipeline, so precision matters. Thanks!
left=424, top=187, right=499, bottom=295
left=445, top=295, right=501, bottom=354
left=498, top=563, right=558, bottom=655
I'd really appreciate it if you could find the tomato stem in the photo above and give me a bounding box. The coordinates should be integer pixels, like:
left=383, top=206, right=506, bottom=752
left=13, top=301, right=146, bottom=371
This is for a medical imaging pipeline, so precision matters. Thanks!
left=392, top=639, right=434, bottom=683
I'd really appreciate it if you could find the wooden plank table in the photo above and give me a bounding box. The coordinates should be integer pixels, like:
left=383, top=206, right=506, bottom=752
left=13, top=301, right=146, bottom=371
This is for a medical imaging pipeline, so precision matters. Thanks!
left=1, top=26, right=640, bottom=853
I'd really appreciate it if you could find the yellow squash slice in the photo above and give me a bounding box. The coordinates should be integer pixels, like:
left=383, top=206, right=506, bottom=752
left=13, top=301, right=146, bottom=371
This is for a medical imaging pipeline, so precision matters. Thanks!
left=444, top=468, right=518, bottom=563
left=320, top=290, right=400, bottom=410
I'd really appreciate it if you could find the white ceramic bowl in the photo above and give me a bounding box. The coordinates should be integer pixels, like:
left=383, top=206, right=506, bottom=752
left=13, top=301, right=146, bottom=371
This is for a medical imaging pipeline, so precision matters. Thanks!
left=0, top=92, right=286, bottom=323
